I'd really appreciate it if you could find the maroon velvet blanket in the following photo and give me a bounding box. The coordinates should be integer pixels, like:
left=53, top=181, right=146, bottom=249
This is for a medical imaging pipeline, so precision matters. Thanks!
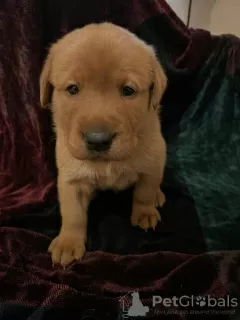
left=0, top=0, right=240, bottom=319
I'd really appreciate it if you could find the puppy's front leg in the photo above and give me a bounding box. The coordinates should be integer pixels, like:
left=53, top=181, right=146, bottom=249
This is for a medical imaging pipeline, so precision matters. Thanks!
left=48, top=176, right=91, bottom=266
left=131, top=174, right=165, bottom=231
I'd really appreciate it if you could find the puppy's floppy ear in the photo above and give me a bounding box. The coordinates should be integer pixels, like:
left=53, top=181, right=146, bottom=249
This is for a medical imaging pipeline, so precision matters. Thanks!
left=149, top=47, right=167, bottom=110
left=39, top=47, right=54, bottom=108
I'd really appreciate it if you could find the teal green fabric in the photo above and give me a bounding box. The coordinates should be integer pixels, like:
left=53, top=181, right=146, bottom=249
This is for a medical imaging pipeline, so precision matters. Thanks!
left=137, top=16, right=240, bottom=253
left=176, top=35, right=240, bottom=251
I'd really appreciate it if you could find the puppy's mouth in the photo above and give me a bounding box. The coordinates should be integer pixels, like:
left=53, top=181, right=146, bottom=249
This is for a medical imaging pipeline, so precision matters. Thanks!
left=69, top=143, right=132, bottom=162
left=87, top=150, right=111, bottom=160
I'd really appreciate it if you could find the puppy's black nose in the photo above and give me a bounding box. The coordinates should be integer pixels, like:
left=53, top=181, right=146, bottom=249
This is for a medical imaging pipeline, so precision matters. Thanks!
left=84, top=131, right=116, bottom=152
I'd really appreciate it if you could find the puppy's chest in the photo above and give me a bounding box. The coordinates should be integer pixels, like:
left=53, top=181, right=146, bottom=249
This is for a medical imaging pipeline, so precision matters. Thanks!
left=70, top=163, right=138, bottom=190
left=96, top=168, right=138, bottom=190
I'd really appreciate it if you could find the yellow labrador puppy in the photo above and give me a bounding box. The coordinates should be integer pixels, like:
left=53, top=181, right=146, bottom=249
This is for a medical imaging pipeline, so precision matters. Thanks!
left=40, top=22, right=167, bottom=266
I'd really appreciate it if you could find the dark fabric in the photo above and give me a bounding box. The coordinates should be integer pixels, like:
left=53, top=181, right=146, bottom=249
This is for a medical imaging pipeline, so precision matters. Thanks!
left=0, top=0, right=55, bottom=219
left=0, top=0, right=240, bottom=319
left=0, top=227, right=239, bottom=319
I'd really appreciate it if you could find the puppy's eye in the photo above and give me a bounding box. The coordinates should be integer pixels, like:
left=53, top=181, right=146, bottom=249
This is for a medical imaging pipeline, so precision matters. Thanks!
left=66, top=85, right=79, bottom=95
left=121, top=86, right=136, bottom=97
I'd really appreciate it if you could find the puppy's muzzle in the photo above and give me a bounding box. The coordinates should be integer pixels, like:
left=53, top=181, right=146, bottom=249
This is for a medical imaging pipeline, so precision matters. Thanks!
left=83, top=131, right=117, bottom=152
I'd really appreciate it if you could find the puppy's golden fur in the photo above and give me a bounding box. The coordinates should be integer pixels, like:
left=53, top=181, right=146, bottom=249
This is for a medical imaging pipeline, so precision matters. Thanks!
left=40, top=22, right=167, bottom=266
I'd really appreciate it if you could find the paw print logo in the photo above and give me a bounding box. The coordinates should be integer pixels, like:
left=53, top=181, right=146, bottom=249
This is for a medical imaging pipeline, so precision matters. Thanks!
left=195, top=296, right=206, bottom=307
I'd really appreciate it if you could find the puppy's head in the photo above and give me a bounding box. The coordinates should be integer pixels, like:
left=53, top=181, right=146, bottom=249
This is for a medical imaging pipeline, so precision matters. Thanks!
left=40, top=23, right=167, bottom=161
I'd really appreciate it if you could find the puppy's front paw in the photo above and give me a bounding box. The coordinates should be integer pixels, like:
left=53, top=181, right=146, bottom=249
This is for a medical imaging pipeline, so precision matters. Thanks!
left=155, top=188, right=166, bottom=208
left=48, top=231, right=85, bottom=267
left=131, top=205, right=161, bottom=231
